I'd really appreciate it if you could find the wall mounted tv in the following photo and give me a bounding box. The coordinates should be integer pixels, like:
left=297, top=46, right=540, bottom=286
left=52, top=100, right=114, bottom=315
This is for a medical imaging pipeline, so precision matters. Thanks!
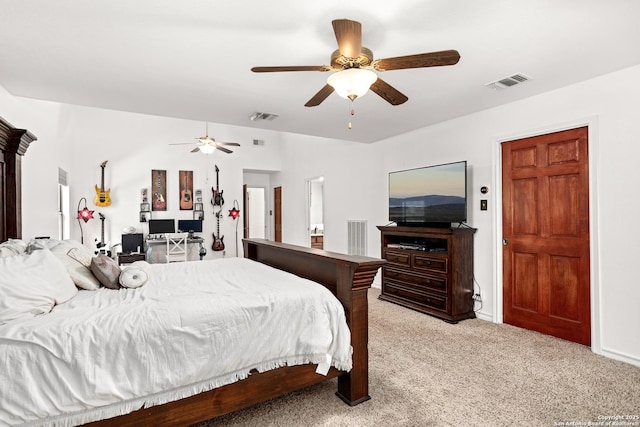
left=389, top=160, right=467, bottom=228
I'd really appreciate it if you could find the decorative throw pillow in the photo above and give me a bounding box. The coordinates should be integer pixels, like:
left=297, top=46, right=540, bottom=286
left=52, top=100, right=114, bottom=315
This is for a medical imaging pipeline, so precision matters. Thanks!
left=0, top=247, right=77, bottom=325
left=119, top=260, right=153, bottom=288
left=30, top=239, right=101, bottom=291
left=90, top=255, right=122, bottom=289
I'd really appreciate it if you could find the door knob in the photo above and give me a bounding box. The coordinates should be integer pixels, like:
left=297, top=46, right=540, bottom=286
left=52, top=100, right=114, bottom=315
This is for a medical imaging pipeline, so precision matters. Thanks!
left=502, top=238, right=509, bottom=246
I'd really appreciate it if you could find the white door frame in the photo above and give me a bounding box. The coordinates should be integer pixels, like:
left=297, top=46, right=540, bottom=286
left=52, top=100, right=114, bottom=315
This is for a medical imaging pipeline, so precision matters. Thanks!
left=491, top=116, right=601, bottom=354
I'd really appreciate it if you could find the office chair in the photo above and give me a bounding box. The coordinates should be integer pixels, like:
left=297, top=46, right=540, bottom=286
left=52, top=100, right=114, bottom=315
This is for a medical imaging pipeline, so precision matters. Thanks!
left=165, top=233, right=189, bottom=263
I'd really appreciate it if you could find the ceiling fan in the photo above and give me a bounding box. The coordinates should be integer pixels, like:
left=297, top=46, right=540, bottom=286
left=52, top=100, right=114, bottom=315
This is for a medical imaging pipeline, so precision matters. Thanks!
left=170, top=123, right=240, bottom=154
left=251, top=19, right=460, bottom=108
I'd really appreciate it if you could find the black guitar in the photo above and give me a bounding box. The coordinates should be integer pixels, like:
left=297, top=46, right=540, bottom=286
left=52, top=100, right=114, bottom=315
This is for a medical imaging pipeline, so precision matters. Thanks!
left=211, top=165, right=225, bottom=251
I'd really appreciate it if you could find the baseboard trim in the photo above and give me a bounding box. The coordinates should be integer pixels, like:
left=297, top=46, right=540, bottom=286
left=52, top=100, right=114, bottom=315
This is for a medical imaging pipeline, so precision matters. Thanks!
left=599, top=347, right=640, bottom=368
left=474, top=311, right=493, bottom=322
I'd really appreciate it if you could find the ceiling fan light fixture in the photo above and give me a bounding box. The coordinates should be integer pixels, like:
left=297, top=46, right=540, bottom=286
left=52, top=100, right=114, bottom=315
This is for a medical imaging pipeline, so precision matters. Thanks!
left=199, top=144, right=216, bottom=155
left=327, top=68, right=377, bottom=100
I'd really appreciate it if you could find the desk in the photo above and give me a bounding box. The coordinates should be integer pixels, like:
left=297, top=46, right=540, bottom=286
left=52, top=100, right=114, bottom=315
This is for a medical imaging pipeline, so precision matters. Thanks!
left=145, top=237, right=206, bottom=263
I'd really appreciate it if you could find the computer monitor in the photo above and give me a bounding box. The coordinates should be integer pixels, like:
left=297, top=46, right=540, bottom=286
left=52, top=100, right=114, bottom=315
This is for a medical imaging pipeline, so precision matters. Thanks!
left=177, top=219, right=203, bottom=233
left=148, top=219, right=175, bottom=235
left=121, top=233, right=144, bottom=253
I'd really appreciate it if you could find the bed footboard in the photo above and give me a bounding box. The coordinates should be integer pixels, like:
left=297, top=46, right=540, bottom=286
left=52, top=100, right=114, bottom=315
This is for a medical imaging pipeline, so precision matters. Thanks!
left=243, top=238, right=385, bottom=405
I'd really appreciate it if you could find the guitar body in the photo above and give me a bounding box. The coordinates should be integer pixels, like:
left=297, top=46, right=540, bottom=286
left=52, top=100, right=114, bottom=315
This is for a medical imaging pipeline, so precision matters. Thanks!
left=153, top=193, right=166, bottom=210
left=180, top=189, right=192, bottom=209
left=94, top=185, right=112, bottom=207
left=212, top=233, right=225, bottom=251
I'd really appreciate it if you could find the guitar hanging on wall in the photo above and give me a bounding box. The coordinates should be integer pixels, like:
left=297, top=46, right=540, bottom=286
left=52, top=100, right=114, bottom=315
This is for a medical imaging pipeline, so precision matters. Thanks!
left=95, top=213, right=111, bottom=256
left=152, top=170, right=166, bottom=211
left=180, top=171, right=193, bottom=210
left=94, top=161, right=112, bottom=207
left=211, top=165, right=225, bottom=251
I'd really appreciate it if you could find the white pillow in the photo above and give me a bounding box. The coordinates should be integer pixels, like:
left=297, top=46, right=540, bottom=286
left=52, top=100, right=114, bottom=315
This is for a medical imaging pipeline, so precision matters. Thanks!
left=0, top=247, right=78, bottom=325
left=0, top=239, right=28, bottom=258
left=29, top=239, right=101, bottom=290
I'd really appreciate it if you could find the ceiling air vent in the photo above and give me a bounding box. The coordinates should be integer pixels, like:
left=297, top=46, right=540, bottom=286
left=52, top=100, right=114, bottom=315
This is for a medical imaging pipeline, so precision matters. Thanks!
left=485, top=73, right=532, bottom=90
left=253, top=139, right=265, bottom=146
left=249, top=112, right=279, bottom=121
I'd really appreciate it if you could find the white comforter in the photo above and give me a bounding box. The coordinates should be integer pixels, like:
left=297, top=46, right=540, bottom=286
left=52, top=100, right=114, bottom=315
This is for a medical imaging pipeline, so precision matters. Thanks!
left=0, top=257, right=352, bottom=426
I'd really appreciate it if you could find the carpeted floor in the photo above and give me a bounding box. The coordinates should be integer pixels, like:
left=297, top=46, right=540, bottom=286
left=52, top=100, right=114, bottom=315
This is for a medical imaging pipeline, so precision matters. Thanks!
left=197, top=288, right=640, bottom=426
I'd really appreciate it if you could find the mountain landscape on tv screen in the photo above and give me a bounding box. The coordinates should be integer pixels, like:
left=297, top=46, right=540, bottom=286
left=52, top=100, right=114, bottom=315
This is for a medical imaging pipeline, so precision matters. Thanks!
left=389, top=194, right=466, bottom=222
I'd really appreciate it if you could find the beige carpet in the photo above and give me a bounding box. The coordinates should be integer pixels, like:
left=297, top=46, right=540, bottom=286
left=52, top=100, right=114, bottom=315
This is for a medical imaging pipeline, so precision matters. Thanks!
left=197, top=289, right=640, bottom=426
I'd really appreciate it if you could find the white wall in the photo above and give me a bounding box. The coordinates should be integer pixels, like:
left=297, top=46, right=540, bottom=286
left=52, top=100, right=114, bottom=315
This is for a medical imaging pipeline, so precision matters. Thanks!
left=3, top=63, right=639, bottom=367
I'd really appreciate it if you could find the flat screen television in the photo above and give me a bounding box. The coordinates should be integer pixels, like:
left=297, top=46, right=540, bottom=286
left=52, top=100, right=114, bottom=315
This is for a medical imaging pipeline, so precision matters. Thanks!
left=177, top=219, right=203, bottom=233
left=148, top=219, right=175, bottom=235
left=389, top=160, right=467, bottom=227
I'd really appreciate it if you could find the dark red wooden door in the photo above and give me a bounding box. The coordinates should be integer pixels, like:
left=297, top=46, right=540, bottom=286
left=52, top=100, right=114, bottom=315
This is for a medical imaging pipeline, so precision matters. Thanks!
left=502, top=127, right=590, bottom=346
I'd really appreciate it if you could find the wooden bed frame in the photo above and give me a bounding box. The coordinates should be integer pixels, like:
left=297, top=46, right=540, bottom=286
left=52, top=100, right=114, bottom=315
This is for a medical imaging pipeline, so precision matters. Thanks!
left=85, top=238, right=384, bottom=426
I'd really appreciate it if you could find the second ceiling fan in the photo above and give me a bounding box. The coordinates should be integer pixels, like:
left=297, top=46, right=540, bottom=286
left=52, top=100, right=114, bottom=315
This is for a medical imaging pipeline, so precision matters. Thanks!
left=251, top=19, right=460, bottom=107
left=170, top=123, right=240, bottom=154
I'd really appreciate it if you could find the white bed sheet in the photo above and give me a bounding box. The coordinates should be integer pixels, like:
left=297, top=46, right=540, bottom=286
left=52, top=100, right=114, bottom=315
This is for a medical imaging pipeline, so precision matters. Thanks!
left=0, top=257, right=352, bottom=426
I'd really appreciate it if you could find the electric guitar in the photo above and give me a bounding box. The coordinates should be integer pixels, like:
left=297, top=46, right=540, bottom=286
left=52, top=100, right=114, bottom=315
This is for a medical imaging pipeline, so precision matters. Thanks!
left=211, top=165, right=225, bottom=251
left=152, top=170, right=166, bottom=210
left=94, top=161, right=112, bottom=207
left=95, top=213, right=111, bottom=256
left=180, top=172, right=192, bottom=210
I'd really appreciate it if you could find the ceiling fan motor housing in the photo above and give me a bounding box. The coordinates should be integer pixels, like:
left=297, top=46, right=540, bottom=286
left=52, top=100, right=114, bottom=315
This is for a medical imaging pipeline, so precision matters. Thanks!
left=331, top=47, right=373, bottom=69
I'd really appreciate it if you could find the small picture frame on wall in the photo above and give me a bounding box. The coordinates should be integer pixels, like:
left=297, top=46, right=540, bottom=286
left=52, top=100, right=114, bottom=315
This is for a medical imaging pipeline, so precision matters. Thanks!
left=194, top=202, right=203, bottom=211
left=139, top=211, right=150, bottom=222
left=194, top=210, right=204, bottom=221
left=140, top=203, right=150, bottom=212
left=141, top=188, right=148, bottom=203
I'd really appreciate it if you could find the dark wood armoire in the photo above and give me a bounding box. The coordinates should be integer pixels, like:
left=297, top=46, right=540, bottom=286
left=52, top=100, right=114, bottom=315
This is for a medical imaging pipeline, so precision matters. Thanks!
left=0, top=116, right=37, bottom=242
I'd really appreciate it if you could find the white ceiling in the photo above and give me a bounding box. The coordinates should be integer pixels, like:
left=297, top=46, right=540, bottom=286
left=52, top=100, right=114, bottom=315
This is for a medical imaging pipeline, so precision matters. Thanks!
left=1, top=0, right=640, bottom=143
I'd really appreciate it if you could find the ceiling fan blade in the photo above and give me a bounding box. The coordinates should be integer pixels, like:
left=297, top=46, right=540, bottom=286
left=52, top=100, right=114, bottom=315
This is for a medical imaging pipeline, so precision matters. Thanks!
left=305, top=84, right=335, bottom=107
left=251, top=65, right=329, bottom=73
left=191, top=147, right=201, bottom=153
left=370, top=78, right=409, bottom=105
left=374, top=50, right=460, bottom=71
left=218, top=142, right=241, bottom=146
left=332, top=19, right=362, bottom=58
left=216, top=146, right=233, bottom=154
left=168, top=142, right=195, bottom=146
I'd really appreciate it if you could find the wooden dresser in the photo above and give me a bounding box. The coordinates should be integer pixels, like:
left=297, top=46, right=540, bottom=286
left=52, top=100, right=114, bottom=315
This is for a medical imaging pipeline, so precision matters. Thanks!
left=377, top=226, right=476, bottom=323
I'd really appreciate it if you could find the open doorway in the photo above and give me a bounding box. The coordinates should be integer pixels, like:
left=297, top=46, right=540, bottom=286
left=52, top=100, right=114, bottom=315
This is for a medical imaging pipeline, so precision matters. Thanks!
left=306, top=177, right=324, bottom=249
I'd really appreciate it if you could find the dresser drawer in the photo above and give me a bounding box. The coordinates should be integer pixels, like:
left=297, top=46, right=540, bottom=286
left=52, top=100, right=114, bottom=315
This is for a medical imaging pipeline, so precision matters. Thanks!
left=413, top=254, right=448, bottom=274
left=384, top=267, right=447, bottom=292
left=384, top=282, right=448, bottom=312
left=384, top=250, right=410, bottom=267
